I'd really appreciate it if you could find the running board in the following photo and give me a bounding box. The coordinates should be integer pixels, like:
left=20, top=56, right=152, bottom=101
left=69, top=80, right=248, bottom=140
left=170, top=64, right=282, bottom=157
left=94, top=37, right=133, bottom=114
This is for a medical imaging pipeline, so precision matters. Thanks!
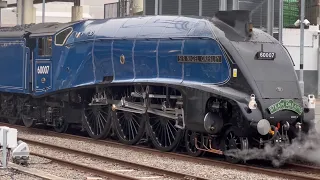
left=131, top=92, right=183, bottom=100
left=112, top=98, right=185, bottom=129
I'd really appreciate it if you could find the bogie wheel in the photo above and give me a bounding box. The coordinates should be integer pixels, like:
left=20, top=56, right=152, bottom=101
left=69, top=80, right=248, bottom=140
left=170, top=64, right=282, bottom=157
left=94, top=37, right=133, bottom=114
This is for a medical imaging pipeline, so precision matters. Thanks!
left=146, top=113, right=184, bottom=152
left=223, top=126, right=247, bottom=164
left=2, top=94, right=20, bottom=125
left=19, top=97, right=38, bottom=128
left=53, top=116, right=69, bottom=133
left=82, top=102, right=112, bottom=140
left=184, top=129, right=205, bottom=157
left=22, top=114, right=36, bottom=128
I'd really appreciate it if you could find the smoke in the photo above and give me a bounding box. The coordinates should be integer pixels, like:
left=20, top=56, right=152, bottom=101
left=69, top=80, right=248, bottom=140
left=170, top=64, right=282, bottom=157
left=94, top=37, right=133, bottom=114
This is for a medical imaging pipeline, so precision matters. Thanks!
left=223, top=121, right=320, bottom=167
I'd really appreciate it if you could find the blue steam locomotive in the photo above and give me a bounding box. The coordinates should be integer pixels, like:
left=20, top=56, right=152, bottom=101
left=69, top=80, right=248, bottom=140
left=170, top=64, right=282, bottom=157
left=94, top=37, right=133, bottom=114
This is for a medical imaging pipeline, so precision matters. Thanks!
left=0, top=10, right=316, bottom=164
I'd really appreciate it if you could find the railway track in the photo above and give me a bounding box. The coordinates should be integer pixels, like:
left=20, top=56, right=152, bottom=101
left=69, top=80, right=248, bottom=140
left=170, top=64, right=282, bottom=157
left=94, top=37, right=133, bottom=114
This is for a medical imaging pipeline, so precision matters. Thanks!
left=24, top=138, right=207, bottom=180
left=1, top=122, right=320, bottom=180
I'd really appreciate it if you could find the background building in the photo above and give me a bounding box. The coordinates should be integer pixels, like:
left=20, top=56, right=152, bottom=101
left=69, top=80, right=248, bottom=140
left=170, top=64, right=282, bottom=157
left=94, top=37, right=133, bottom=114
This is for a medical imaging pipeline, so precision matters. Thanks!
left=1, top=0, right=118, bottom=26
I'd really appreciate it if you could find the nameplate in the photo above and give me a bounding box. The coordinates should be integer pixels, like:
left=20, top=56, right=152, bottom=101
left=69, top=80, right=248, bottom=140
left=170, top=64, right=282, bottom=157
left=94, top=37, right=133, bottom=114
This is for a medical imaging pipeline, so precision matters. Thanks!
left=177, top=55, right=222, bottom=63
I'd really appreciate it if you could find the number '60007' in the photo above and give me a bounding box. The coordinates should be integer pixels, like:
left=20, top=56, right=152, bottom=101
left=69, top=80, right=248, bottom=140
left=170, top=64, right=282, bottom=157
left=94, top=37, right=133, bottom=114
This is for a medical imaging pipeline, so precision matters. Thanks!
left=259, top=52, right=274, bottom=58
left=37, top=66, right=50, bottom=74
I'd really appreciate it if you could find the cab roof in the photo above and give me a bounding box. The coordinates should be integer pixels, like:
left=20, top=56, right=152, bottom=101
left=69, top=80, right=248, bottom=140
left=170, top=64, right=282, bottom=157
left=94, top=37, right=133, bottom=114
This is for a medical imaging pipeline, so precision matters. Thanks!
left=0, top=21, right=82, bottom=38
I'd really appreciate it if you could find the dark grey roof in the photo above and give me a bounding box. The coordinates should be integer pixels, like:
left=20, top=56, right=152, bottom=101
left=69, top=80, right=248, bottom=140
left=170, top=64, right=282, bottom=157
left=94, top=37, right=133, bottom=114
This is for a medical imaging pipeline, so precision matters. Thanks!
left=27, top=21, right=79, bottom=37
left=0, top=21, right=81, bottom=38
left=0, top=31, right=26, bottom=38
left=0, top=24, right=34, bottom=38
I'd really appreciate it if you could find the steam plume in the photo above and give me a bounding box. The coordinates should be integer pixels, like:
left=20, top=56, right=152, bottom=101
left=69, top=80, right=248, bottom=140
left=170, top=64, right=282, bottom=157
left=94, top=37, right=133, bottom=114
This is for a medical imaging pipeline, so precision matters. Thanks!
left=224, top=121, right=320, bottom=167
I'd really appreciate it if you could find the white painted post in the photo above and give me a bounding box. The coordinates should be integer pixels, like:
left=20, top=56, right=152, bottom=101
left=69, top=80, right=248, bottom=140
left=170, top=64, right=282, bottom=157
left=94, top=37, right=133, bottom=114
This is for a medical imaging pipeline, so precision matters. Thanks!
left=1, top=128, right=7, bottom=168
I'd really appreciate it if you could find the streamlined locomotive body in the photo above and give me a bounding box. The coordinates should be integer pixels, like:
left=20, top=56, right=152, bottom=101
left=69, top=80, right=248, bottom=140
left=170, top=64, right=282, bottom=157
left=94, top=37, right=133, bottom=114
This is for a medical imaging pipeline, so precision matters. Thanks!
left=0, top=10, right=315, bottom=164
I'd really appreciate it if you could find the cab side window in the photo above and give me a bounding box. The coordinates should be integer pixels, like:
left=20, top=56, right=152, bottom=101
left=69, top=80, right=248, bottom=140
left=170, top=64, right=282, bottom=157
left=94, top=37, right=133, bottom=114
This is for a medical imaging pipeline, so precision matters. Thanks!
left=38, top=37, right=52, bottom=56
left=55, top=27, right=73, bottom=46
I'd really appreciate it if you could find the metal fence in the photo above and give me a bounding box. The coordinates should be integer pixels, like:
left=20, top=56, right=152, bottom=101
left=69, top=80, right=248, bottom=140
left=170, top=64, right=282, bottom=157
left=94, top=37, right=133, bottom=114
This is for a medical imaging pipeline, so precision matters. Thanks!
left=238, top=0, right=280, bottom=29
left=144, top=0, right=279, bottom=29
left=283, top=0, right=300, bottom=27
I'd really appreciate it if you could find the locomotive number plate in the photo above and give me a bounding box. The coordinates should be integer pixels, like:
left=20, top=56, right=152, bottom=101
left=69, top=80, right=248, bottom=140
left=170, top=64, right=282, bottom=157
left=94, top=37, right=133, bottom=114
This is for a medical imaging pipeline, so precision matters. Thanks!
left=268, top=99, right=303, bottom=115
left=255, top=51, right=276, bottom=60
left=177, top=55, right=222, bottom=63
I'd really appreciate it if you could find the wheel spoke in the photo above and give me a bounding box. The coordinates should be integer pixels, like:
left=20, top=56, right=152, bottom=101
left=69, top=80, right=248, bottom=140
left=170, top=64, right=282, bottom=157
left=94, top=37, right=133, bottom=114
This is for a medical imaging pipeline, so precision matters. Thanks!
left=131, top=116, right=140, bottom=134
left=167, top=123, right=176, bottom=142
left=165, top=124, right=171, bottom=146
left=98, top=112, right=105, bottom=130
left=96, top=115, right=102, bottom=135
left=129, top=119, right=135, bottom=139
left=99, top=111, right=108, bottom=124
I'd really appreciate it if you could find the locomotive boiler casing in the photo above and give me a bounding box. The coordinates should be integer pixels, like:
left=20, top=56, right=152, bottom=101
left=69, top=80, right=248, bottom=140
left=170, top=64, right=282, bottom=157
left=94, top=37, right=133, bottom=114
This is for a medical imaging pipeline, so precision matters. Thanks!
left=53, top=16, right=236, bottom=133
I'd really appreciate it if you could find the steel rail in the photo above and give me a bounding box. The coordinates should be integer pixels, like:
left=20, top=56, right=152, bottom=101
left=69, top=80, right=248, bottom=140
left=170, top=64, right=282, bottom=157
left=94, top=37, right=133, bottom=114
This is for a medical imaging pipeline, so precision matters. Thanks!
left=284, top=163, right=320, bottom=174
left=22, top=138, right=208, bottom=180
left=30, top=152, right=140, bottom=180
left=2, top=123, right=320, bottom=180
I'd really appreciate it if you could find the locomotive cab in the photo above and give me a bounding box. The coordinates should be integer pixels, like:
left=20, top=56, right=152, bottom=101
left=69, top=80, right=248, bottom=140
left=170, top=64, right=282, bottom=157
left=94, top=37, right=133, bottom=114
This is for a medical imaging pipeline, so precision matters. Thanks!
left=27, top=23, right=75, bottom=94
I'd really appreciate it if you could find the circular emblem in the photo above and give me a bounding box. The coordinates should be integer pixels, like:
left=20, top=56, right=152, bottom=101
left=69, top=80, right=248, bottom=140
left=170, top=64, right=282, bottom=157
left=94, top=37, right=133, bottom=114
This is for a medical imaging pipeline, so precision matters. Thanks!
left=41, top=77, right=46, bottom=83
left=276, top=87, right=283, bottom=92
left=120, top=54, right=125, bottom=64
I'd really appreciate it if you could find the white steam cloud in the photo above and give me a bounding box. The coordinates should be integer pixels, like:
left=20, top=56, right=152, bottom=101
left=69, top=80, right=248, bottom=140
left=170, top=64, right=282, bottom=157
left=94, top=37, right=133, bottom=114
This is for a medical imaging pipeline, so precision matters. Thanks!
left=224, top=121, right=320, bottom=167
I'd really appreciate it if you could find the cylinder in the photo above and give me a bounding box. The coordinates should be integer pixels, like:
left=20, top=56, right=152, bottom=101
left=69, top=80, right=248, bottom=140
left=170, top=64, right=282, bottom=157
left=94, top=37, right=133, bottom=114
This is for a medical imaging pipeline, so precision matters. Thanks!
left=203, top=112, right=223, bottom=134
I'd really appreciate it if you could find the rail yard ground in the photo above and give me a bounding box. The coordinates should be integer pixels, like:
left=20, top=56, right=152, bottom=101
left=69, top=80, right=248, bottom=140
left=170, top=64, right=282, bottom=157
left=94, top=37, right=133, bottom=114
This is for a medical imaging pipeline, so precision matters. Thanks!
left=0, top=104, right=319, bottom=180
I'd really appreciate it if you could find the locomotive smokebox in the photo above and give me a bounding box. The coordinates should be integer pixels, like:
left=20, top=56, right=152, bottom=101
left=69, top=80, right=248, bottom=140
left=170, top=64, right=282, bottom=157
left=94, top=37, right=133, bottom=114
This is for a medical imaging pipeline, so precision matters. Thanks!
left=203, top=112, right=224, bottom=134
left=250, top=119, right=271, bottom=135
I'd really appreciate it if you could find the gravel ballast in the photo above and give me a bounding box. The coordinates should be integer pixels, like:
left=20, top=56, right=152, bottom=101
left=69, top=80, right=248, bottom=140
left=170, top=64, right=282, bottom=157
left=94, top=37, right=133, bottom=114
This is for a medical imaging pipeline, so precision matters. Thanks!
left=0, top=168, right=44, bottom=180
left=29, top=144, right=178, bottom=180
left=24, top=155, right=107, bottom=180
left=15, top=129, right=292, bottom=180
